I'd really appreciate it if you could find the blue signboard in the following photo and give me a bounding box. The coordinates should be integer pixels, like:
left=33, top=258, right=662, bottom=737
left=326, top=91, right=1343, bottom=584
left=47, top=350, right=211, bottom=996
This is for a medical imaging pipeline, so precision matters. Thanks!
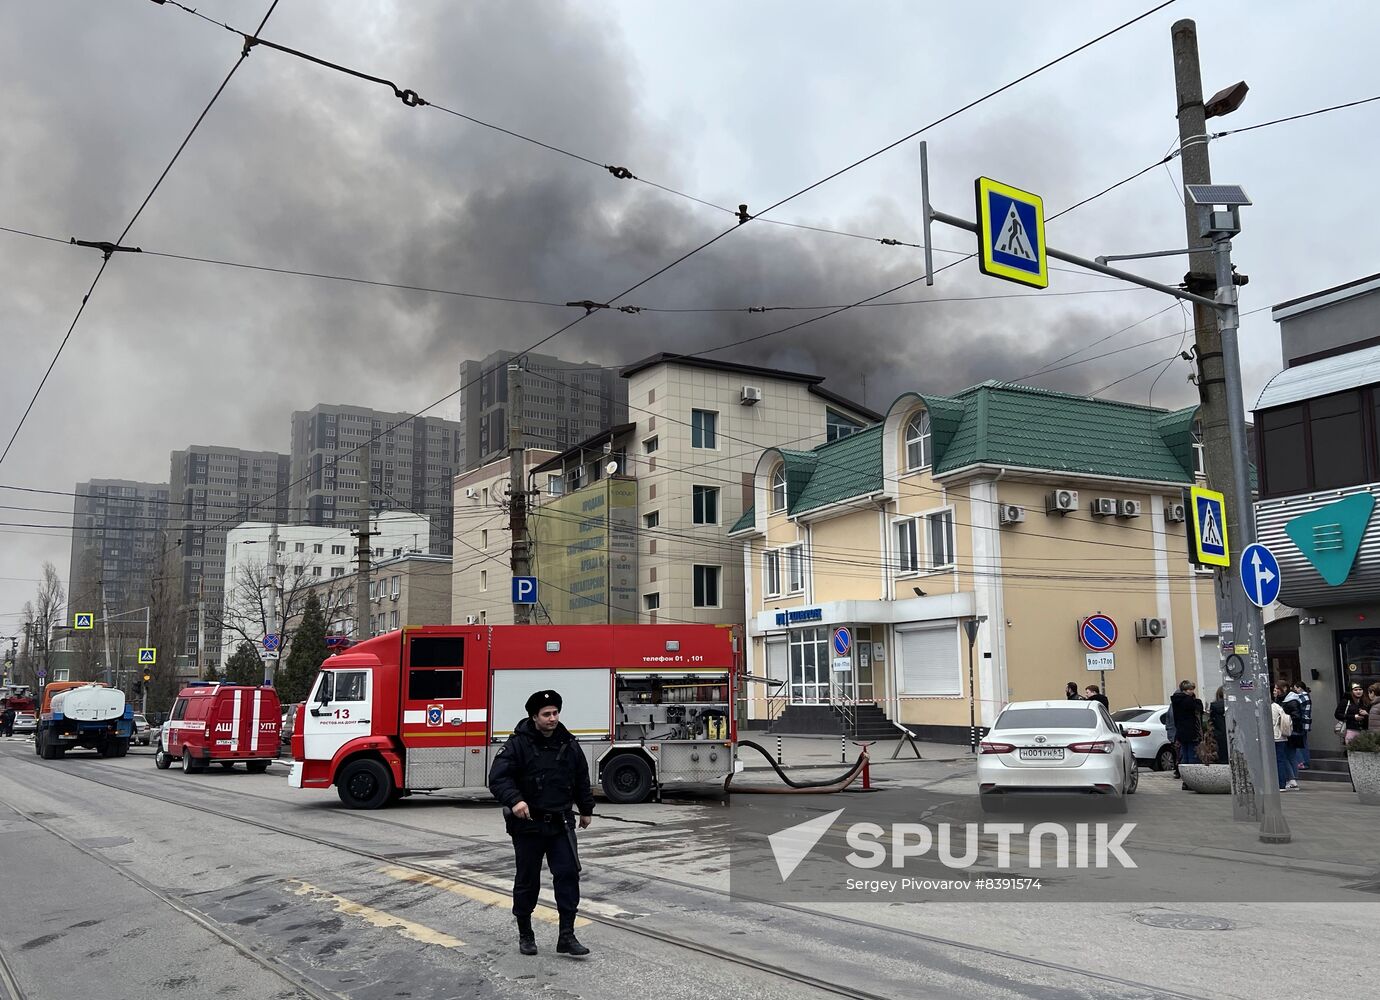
left=975, top=177, right=1048, bottom=289
left=262, top=633, right=279, bottom=651
left=1240, top=543, right=1282, bottom=608
left=512, top=576, right=538, bottom=605
left=832, top=627, right=852, bottom=658
left=1079, top=615, right=1118, bottom=652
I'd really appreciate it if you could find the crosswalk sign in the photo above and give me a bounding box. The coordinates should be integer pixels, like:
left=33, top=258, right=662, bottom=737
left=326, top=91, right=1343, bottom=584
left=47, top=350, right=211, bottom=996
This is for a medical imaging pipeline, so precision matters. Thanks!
left=975, top=177, right=1048, bottom=289
left=138, top=648, right=156, bottom=665
left=74, top=612, right=94, bottom=630
left=1189, top=485, right=1230, bottom=567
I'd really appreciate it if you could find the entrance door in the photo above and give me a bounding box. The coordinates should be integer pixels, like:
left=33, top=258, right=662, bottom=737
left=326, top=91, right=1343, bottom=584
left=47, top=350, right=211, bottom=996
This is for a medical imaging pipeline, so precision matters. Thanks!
left=303, top=666, right=372, bottom=763
left=855, top=626, right=876, bottom=704
left=1336, top=629, right=1380, bottom=703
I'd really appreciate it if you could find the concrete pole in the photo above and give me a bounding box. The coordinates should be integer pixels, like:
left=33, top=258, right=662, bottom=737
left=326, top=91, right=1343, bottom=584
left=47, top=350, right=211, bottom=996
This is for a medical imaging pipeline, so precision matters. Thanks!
left=354, top=444, right=375, bottom=641
left=196, top=578, right=206, bottom=680
left=1213, top=233, right=1291, bottom=843
left=100, top=579, right=115, bottom=686
left=508, top=358, right=531, bottom=625
left=265, top=520, right=280, bottom=686
left=1171, top=18, right=1268, bottom=823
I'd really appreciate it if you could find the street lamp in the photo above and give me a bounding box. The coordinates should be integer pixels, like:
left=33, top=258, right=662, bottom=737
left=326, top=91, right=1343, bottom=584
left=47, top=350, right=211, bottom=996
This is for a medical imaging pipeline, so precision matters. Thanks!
left=963, top=616, right=987, bottom=754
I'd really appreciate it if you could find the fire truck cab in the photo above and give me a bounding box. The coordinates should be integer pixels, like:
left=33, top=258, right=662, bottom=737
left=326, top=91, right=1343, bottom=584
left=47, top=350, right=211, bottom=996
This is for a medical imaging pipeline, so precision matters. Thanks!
left=155, top=682, right=281, bottom=774
left=290, top=623, right=739, bottom=809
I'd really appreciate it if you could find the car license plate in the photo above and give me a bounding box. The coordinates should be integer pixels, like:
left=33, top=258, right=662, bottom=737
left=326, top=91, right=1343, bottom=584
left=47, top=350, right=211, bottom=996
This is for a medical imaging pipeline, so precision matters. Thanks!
left=1019, top=747, right=1064, bottom=760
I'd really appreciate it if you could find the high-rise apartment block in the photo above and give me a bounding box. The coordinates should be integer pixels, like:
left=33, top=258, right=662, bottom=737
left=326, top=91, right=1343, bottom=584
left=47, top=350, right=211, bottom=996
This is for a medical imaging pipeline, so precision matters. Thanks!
left=67, top=479, right=170, bottom=618
left=168, top=446, right=291, bottom=664
left=458, top=350, right=628, bottom=470
left=289, top=404, right=463, bottom=556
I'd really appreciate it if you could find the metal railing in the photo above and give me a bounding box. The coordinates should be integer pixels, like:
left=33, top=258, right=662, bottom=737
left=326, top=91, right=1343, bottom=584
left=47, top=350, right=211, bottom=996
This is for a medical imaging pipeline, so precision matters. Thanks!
left=829, top=675, right=857, bottom=735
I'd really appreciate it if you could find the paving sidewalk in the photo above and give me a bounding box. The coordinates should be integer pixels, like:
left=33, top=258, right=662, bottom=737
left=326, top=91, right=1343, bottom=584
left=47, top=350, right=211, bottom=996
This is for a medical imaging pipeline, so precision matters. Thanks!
left=737, top=733, right=971, bottom=770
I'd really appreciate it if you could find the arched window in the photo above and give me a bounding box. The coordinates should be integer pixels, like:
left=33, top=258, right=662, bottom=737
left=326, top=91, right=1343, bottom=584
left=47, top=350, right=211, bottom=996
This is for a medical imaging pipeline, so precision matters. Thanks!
left=770, top=465, right=788, bottom=512
left=905, top=412, right=932, bottom=470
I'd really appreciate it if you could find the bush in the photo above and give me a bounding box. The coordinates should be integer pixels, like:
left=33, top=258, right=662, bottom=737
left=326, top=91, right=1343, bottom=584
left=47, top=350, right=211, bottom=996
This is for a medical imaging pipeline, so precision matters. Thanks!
left=1197, top=733, right=1219, bottom=765
left=1347, top=731, right=1380, bottom=754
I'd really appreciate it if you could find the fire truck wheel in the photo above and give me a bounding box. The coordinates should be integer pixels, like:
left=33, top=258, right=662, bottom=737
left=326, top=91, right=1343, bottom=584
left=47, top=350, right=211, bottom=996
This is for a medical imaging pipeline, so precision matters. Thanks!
left=601, top=754, right=654, bottom=804
left=246, top=760, right=270, bottom=774
left=337, top=757, right=393, bottom=809
left=154, top=745, right=172, bottom=769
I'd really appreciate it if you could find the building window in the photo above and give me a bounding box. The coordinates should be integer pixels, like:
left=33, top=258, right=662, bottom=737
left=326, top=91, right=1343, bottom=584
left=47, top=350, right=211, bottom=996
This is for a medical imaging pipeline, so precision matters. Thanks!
left=691, top=409, right=718, bottom=449
left=928, top=510, right=955, bottom=569
left=332, top=544, right=346, bottom=555
left=692, top=485, right=720, bottom=525
left=390, top=610, right=399, bottom=629
left=895, top=518, right=920, bottom=574
left=295, top=542, right=305, bottom=552
left=643, top=436, right=659, bottom=454
left=481, top=529, right=489, bottom=549
left=644, top=511, right=660, bottom=529
left=391, top=575, right=400, bottom=598
left=1311, top=391, right=1364, bottom=489
left=770, top=465, right=787, bottom=512
left=826, top=409, right=864, bottom=442
left=764, top=550, right=781, bottom=597
left=481, top=570, right=488, bottom=591
left=905, top=412, right=932, bottom=470
left=693, top=565, right=721, bottom=608
left=312, top=566, right=322, bottom=577
left=313, top=543, right=323, bottom=554
left=331, top=567, right=344, bottom=577
left=784, top=545, right=806, bottom=593
left=644, top=593, right=661, bottom=611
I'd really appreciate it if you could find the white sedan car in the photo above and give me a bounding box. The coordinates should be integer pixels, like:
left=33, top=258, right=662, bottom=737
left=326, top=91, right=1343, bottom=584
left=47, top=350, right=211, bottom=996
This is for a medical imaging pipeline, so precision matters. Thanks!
left=1110, top=705, right=1175, bottom=771
left=978, top=700, right=1138, bottom=812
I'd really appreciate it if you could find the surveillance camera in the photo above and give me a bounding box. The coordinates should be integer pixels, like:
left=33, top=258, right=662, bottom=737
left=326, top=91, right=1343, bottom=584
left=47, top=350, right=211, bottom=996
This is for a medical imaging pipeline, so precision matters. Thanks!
left=605, top=460, right=618, bottom=475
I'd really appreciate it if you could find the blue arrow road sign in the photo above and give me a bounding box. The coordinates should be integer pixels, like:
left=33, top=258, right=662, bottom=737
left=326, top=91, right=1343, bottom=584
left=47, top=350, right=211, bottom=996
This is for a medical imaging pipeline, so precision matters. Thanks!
left=1080, top=615, right=1118, bottom=652
left=512, top=576, right=538, bottom=605
left=832, top=627, right=852, bottom=657
left=1240, top=543, right=1282, bottom=608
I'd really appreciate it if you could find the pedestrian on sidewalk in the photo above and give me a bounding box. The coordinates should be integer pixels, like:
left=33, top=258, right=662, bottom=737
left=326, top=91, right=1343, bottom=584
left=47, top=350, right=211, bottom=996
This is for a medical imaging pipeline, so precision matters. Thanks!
left=1367, top=683, right=1380, bottom=733
left=1285, top=681, right=1311, bottom=771
left=1166, top=703, right=1179, bottom=778
left=1083, top=685, right=1108, bottom=709
left=0, top=707, right=14, bottom=737
left=1335, top=681, right=1370, bottom=745
left=1065, top=682, right=1082, bottom=701
left=1210, top=687, right=1228, bottom=763
left=488, top=690, right=594, bottom=958
left=1170, top=680, right=1203, bottom=766
left=1273, top=683, right=1299, bottom=791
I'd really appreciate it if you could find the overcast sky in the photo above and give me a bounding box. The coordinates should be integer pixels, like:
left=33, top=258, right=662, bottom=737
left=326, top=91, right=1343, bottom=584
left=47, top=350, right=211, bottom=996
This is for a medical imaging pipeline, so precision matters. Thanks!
left=1, top=0, right=1375, bottom=626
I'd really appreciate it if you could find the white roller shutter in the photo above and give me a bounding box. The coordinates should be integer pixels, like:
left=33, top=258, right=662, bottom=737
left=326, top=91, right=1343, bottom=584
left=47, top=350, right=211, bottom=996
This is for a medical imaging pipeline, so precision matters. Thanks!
left=766, top=639, right=787, bottom=684
left=898, top=625, right=962, bottom=696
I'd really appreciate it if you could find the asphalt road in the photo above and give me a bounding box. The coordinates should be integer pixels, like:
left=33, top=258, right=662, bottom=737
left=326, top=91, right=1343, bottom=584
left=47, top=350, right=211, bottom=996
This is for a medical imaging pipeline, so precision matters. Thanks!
left=0, top=737, right=1369, bottom=999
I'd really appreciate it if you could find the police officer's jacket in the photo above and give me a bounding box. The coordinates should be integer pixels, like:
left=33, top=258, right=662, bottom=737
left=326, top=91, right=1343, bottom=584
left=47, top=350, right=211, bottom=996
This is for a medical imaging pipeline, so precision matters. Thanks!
left=488, top=718, right=595, bottom=834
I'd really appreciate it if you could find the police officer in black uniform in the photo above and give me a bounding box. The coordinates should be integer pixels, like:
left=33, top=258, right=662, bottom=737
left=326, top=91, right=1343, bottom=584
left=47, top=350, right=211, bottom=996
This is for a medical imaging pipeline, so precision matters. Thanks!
left=488, top=690, right=594, bottom=956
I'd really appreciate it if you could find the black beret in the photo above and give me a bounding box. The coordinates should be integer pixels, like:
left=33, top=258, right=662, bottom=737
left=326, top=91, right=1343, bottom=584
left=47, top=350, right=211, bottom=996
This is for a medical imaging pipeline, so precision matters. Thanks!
left=525, top=690, right=562, bottom=715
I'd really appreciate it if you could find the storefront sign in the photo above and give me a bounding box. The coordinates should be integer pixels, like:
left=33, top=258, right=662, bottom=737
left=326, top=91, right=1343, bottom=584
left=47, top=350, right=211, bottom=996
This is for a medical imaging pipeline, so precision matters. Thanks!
left=775, top=608, right=823, bottom=626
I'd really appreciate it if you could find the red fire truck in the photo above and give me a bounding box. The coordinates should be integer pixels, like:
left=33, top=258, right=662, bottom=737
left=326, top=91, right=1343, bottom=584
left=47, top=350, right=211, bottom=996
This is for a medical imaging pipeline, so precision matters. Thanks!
left=289, top=623, right=740, bottom=809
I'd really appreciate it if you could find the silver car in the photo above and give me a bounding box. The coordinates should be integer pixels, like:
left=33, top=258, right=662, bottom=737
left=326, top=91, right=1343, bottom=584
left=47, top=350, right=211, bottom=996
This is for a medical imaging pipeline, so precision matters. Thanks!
left=12, top=711, right=37, bottom=735
left=132, top=714, right=152, bottom=746
left=1110, top=705, right=1175, bottom=771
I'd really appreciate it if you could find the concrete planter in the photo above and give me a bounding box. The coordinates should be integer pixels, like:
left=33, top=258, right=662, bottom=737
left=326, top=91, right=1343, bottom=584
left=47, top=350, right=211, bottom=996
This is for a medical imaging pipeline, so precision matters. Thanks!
left=1346, top=752, right=1380, bottom=805
left=1179, top=763, right=1231, bottom=794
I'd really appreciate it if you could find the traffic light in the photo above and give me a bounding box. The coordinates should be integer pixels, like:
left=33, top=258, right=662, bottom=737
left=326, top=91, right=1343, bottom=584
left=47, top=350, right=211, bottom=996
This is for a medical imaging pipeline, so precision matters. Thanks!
left=142, top=670, right=152, bottom=684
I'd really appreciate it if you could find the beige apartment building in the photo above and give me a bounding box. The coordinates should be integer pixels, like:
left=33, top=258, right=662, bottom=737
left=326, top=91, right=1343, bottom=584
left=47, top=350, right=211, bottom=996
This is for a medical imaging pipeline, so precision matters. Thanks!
left=528, top=354, right=878, bottom=626
left=303, top=551, right=453, bottom=641
left=730, top=381, right=1218, bottom=741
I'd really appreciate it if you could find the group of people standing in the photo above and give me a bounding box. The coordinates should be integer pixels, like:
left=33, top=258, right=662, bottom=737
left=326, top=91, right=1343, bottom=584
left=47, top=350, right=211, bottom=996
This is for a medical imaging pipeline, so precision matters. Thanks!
left=1064, top=682, right=1109, bottom=708
left=1269, top=681, right=1312, bottom=791
left=1336, top=679, right=1380, bottom=743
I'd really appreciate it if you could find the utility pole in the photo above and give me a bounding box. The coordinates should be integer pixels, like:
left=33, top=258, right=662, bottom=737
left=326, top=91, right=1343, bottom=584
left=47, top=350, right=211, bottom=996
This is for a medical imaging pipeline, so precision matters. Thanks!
left=196, top=576, right=206, bottom=680
left=265, top=520, right=280, bottom=686
left=1171, top=19, right=1284, bottom=836
left=508, top=357, right=531, bottom=625
left=99, top=578, right=115, bottom=685
left=352, top=444, right=377, bottom=642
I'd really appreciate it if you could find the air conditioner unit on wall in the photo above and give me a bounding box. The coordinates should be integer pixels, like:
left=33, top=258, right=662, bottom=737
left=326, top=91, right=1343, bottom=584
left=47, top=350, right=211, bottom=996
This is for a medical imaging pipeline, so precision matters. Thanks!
left=464, top=487, right=477, bottom=499
left=740, top=385, right=763, bottom=405
left=1116, top=499, right=1142, bottom=518
left=998, top=504, right=1025, bottom=525
left=1165, top=501, right=1187, bottom=523
left=1045, top=489, right=1078, bottom=515
left=465, top=614, right=480, bottom=625
left=1135, top=617, right=1169, bottom=640
left=1090, top=497, right=1117, bottom=517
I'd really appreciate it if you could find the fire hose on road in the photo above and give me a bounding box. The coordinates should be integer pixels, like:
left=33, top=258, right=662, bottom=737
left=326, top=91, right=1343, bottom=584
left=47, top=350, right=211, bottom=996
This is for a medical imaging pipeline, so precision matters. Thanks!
left=726, top=740, right=869, bottom=794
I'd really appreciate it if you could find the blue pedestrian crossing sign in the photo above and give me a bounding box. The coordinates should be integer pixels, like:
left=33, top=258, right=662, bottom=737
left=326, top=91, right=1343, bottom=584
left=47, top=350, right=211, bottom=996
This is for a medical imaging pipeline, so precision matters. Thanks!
left=1240, top=543, right=1282, bottom=608
left=1189, top=485, right=1230, bottom=567
left=512, top=576, right=538, bottom=605
left=74, top=612, right=94, bottom=630
left=975, top=177, right=1048, bottom=289
left=138, top=648, right=156, bottom=665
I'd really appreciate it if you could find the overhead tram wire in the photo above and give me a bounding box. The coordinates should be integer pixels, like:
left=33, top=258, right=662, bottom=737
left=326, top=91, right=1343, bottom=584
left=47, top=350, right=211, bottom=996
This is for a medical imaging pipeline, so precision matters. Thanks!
left=0, top=0, right=283, bottom=471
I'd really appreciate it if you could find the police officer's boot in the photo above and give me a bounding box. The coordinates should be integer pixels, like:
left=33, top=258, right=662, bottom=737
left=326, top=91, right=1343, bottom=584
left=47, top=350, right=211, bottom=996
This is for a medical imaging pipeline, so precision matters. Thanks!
left=516, top=915, right=537, bottom=956
left=555, top=912, right=589, bottom=956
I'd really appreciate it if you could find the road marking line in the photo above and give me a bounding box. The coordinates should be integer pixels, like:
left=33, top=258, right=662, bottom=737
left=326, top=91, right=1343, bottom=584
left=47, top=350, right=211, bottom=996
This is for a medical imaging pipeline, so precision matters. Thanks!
left=379, top=866, right=597, bottom=926
left=289, top=879, right=465, bottom=947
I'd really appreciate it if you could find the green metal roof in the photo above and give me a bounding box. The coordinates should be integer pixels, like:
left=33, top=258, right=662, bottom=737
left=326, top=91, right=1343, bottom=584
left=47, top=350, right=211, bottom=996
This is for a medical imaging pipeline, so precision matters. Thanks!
left=730, top=506, right=755, bottom=533
left=737, top=384, right=1201, bottom=529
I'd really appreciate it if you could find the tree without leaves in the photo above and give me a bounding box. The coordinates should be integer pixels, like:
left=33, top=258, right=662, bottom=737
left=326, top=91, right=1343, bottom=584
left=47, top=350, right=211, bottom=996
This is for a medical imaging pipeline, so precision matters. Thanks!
left=278, top=591, right=328, bottom=705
